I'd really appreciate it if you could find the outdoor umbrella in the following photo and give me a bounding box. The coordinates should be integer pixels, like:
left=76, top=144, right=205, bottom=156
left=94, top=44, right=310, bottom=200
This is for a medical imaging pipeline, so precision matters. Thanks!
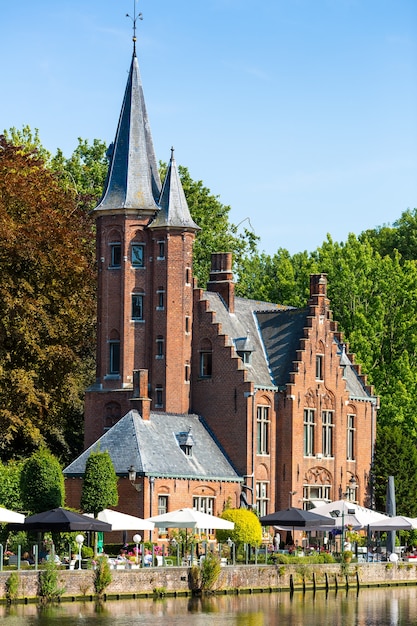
left=147, top=508, right=234, bottom=530
left=260, top=507, right=336, bottom=528
left=367, top=516, right=417, bottom=532
left=310, top=500, right=389, bottom=529
left=85, top=509, right=154, bottom=531
left=0, top=507, right=25, bottom=524
left=8, top=507, right=112, bottom=532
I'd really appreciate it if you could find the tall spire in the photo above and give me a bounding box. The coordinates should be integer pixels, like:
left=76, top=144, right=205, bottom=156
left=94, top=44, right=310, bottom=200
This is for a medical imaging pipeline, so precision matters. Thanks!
left=94, top=42, right=161, bottom=215
left=149, top=147, right=200, bottom=231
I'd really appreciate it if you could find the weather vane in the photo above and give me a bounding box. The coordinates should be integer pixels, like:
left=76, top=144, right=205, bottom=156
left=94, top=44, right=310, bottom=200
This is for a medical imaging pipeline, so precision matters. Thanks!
left=126, top=0, right=143, bottom=53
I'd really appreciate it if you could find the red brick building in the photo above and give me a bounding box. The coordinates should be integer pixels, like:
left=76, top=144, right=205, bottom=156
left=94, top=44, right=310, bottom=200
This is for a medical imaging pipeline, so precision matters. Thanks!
left=64, top=45, right=378, bottom=526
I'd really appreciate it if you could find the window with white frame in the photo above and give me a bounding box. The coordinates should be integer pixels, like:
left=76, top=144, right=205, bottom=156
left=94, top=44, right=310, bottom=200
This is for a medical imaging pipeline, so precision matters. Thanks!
left=347, top=414, right=355, bottom=460
left=192, top=496, right=214, bottom=515
left=303, top=409, right=315, bottom=456
left=303, top=484, right=331, bottom=509
left=132, top=294, right=144, bottom=320
left=256, top=482, right=269, bottom=517
left=316, top=354, right=324, bottom=380
left=256, top=405, right=270, bottom=455
left=322, top=410, right=334, bottom=457
left=158, top=495, right=168, bottom=516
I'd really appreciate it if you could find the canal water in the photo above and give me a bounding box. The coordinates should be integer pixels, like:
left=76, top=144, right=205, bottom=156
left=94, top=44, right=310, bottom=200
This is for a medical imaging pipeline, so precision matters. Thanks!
left=0, top=587, right=416, bottom=625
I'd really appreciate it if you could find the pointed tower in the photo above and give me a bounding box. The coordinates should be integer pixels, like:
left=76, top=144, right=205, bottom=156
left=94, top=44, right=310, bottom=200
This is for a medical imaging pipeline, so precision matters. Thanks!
left=84, top=48, right=199, bottom=447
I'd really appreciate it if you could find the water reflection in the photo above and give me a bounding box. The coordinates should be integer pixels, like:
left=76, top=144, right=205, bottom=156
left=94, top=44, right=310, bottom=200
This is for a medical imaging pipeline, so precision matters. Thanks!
left=0, top=587, right=417, bottom=624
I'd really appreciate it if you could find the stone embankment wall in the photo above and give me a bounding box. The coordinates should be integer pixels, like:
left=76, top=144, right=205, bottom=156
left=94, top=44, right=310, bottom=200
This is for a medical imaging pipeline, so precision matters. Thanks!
left=0, top=563, right=417, bottom=601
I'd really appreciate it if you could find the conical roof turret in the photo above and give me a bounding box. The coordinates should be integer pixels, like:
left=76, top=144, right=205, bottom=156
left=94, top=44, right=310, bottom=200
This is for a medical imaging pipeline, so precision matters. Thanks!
left=149, top=148, right=200, bottom=231
left=94, top=50, right=161, bottom=215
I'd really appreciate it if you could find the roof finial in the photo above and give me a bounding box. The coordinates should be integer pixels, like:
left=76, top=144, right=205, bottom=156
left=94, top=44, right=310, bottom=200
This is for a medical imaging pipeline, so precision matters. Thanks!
left=170, top=146, right=175, bottom=160
left=126, top=0, right=143, bottom=55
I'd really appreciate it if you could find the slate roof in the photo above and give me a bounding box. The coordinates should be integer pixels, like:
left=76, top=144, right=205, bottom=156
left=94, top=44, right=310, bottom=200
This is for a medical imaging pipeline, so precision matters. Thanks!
left=149, top=149, right=200, bottom=231
left=94, top=51, right=161, bottom=214
left=63, top=410, right=241, bottom=482
left=203, top=292, right=373, bottom=401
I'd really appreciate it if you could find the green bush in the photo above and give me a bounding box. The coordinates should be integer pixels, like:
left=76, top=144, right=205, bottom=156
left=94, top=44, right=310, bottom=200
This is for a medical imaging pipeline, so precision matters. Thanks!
left=93, top=556, right=112, bottom=596
left=5, top=571, right=19, bottom=602
left=38, top=559, right=65, bottom=604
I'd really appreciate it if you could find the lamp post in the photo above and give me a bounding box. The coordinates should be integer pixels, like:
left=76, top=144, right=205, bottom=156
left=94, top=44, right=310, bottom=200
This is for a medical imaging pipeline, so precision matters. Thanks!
left=75, top=534, right=84, bottom=570
left=227, top=537, right=235, bottom=565
left=133, top=534, right=141, bottom=566
left=288, top=491, right=297, bottom=508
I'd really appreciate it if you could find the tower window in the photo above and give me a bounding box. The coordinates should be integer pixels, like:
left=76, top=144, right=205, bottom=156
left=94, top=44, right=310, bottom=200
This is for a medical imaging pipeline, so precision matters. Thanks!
left=347, top=414, right=355, bottom=460
left=155, top=386, right=163, bottom=408
left=185, top=363, right=190, bottom=382
left=185, top=316, right=190, bottom=334
left=109, top=340, right=120, bottom=375
left=132, top=294, right=144, bottom=320
left=186, top=268, right=191, bottom=284
left=157, top=241, right=165, bottom=260
left=156, top=336, right=164, bottom=359
left=110, top=243, right=121, bottom=268
left=156, top=288, right=164, bottom=310
left=131, top=244, right=145, bottom=267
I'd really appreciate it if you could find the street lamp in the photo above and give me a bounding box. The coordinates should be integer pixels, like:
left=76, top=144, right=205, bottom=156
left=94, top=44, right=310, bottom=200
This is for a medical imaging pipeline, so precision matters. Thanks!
left=75, top=534, right=84, bottom=570
left=288, top=491, right=297, bottom=508
left=227, top=537, right=235, bottom=565
left=133, top=534, right=142, bottom=566
left=128, top=465, right=142, bottom=492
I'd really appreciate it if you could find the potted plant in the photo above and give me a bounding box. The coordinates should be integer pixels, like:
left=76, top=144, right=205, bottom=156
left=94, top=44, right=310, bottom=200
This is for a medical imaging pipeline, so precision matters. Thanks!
left=342, top=550, right=353, bottom=563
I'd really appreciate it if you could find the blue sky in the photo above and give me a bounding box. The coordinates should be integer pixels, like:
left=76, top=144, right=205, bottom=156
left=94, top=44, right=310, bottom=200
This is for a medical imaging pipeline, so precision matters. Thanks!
left=2, top=0, right=416, bottom=256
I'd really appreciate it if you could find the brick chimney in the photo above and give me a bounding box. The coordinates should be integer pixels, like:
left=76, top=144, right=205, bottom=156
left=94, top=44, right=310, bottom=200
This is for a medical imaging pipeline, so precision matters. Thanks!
left=130, top=369, right=151, bottom=421
left=310, top=273, right=327, bottom=297
left=207, top=252, right=235, bottom=313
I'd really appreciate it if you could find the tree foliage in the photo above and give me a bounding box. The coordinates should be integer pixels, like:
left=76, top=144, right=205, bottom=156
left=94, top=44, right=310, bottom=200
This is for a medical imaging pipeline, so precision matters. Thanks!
left=0, top=461, right=23, bottom=511
left=372, top=425, right=417, bottom=518
left=0, top=136, right=96, bottom=461
left=20, top=449, right=64, bottom=514
left=80, top=451, right=118, bottom=517
left=216, top=508, right=262, bottom=547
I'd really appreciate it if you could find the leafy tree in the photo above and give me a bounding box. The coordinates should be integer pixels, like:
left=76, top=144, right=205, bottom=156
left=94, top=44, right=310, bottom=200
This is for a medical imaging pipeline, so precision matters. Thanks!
left=80, top=451, right=118, bottom=517
left=20, top=449, right=64, bottom=514
left=0, top=462, right=23, bottom=511
left=216, top=508, right=262, bottom=548
left=0, top=136, right=96, bottom=461
left=372, top=425, right=417, bottom=518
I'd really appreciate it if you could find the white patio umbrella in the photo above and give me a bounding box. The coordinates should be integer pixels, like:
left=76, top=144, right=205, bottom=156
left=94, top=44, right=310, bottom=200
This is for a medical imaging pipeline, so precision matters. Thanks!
left=368, top=516, right=417, bottom=532
left=0, top=507, right=25, bottom=524
left=85, top=509, right=154, bottom=531
left=147, top=508, right=234, bottom=530
left=310, top=500, right=389, bottom=529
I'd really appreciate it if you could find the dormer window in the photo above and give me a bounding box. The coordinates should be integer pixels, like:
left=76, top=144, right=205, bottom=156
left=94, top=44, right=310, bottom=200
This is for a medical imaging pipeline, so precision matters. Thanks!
left=234, top=334, right=254, bottom=365
left=176, top=427, right=194, bottom=457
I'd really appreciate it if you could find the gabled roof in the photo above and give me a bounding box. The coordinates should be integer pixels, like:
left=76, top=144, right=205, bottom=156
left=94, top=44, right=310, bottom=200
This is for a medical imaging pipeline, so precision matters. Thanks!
left=64, top=410, right=241, bottom=482
left=94, top=52, right=161, bottom=215
left=149, top=148, right=200, bottom=231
